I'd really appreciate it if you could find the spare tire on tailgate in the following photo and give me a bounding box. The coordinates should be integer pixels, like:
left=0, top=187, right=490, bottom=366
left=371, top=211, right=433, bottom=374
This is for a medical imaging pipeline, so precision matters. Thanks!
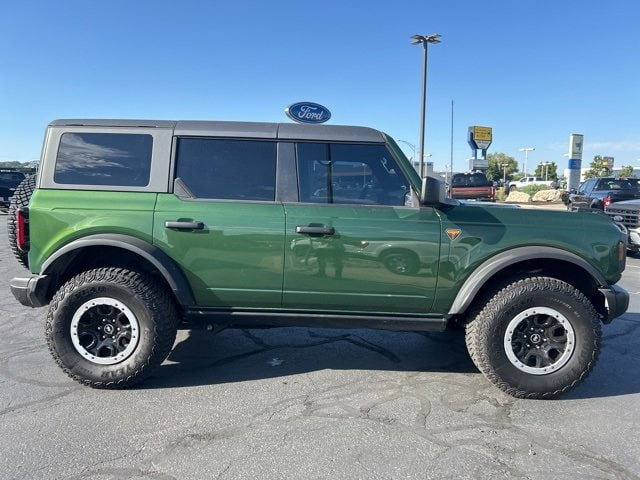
left=7, top=174, right=36, bottom=269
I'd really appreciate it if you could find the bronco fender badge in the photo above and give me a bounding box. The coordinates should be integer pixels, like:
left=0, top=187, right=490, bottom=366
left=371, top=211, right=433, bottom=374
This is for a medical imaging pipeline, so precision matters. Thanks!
left=446, top=228, right=462, bottom=241
left=285, top=102, right=331, bottom=124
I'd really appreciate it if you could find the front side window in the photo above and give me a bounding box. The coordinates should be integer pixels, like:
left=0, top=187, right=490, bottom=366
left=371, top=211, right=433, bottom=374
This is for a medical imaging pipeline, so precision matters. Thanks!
left=175, top=138, right=276, bottom=201
left=55, top=133, right=152, bottom=186
left=577, top=180, right=593, bottom=194
left=296, top=143, right=409, bottom=206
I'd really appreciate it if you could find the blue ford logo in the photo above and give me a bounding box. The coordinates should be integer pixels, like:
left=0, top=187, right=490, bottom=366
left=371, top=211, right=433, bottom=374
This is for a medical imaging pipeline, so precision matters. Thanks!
left=285, top=102, right=331, bottom=124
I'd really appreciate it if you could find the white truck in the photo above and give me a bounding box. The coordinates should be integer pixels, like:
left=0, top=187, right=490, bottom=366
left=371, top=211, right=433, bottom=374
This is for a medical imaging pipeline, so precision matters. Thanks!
left=508, top=176, right=556, bottom=191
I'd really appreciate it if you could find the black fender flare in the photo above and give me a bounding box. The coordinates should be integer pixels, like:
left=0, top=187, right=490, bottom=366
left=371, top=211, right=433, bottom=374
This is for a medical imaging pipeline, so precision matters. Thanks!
left=447, top=246, right=608, bottom=315
left=41, top=234, right=196, bottom=307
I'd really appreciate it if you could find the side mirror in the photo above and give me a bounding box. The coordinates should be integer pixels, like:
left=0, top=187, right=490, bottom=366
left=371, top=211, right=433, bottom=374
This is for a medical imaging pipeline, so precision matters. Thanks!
left=420, top=176, right=447, bottom=205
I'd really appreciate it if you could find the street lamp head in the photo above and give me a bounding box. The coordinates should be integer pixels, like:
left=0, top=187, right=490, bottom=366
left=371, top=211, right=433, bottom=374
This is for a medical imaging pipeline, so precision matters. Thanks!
left=410, top=33, right=442, bottom=45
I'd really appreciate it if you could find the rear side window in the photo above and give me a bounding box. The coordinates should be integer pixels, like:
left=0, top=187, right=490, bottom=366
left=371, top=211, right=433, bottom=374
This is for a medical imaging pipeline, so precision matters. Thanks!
left=175, top=138, right=276, bottom=201
left=55, top=133, right=153, bottom=186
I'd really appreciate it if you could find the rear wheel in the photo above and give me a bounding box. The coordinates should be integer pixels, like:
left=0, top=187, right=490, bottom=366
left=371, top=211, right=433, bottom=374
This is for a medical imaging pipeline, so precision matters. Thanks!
left=465, top=276, right=601, bottom=399
left=7, top=174, right=36, bottom=269
left=46, top=268, right=179, bottom=388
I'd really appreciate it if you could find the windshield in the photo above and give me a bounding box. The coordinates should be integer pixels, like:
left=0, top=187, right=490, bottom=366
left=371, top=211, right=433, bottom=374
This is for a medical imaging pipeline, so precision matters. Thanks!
left=384, top=134, right=422, bottom=192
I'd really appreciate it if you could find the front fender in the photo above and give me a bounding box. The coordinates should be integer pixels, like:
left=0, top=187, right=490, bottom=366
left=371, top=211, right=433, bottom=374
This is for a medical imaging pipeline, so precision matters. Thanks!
left=447, top=246, right=608, bottom=315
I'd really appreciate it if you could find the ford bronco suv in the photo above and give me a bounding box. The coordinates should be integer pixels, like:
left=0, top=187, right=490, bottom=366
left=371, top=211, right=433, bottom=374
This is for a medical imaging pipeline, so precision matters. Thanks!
left=9, top=119, right=629, bottom=398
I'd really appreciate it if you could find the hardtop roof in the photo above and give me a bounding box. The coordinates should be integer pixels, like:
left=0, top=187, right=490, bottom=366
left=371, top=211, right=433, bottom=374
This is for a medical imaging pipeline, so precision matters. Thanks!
left=49, top=119, right=386, bottom=143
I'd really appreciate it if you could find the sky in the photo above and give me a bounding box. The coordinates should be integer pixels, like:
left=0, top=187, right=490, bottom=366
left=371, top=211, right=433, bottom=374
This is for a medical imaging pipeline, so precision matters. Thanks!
left=1, top=0, right=639, bottom=175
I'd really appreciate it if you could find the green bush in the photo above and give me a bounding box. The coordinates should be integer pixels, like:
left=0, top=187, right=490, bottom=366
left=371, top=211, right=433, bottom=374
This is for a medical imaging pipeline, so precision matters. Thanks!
left=518, top=185, right=554, bottom=196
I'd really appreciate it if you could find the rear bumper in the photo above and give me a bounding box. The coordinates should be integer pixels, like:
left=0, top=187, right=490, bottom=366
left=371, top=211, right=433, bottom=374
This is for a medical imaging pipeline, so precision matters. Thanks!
left=599, top=284, right=629, bottom=324
left=10, top=275, right=51, bottom=308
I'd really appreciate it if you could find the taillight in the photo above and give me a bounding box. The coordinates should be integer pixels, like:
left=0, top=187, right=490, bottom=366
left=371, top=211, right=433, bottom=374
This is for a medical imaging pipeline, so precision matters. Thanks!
left=16, top=207, right=29, bottom=252
left=604, top=196, right=612, bottom=207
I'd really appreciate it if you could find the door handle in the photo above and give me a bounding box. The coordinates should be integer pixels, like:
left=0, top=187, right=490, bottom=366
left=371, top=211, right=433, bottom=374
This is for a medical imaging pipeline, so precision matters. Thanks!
left=165, top=220, right=205, bottom=230
left=296, top=226, right=335, bottom=236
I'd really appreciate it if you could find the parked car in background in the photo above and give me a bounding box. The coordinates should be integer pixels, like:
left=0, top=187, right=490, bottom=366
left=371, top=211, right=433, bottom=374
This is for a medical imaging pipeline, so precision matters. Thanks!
left=0, top=170, right=26, bottom=210
left=568, top=177, right=640, bottom=211
left=448, top=171, right=495, bottom=201
left=508, top=176, right=556, bottom=191
left=605, top=198, right=640, bottom=254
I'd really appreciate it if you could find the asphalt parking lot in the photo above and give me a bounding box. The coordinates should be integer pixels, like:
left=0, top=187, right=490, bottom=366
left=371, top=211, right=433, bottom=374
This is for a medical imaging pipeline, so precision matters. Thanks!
left=1, top=214, right=639, bottom=480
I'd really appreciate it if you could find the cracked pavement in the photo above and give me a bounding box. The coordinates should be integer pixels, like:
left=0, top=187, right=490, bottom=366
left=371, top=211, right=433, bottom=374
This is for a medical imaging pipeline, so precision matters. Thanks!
left=1, top=218, right=639, bottom=479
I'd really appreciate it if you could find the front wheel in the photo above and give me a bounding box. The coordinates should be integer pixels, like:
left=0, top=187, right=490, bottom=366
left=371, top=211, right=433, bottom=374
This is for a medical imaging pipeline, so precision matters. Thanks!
left=46, top=268, right=179, bottom=388
left=381, top=250, right=420, bottom=275
left=465, top=276, right=601, bottom=399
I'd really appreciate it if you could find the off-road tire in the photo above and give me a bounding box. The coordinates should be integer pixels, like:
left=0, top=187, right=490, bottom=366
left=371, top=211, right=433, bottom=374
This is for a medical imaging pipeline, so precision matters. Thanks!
left=7, top=174, right=36, bottom=269
left=46, top=268, right=179, bottom=388
left=465, top=276, right=601, bottom=399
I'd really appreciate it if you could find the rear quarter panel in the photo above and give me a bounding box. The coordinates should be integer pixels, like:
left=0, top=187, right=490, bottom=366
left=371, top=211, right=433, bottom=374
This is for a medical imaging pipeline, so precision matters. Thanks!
left=27, top=190, right=157, bottom=273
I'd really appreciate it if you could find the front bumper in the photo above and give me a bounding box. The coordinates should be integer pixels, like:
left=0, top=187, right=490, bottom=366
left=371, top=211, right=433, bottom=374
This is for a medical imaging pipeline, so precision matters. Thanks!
left=628, top=227, right=640, bottom=252
left=599, top=284, right=629, bottom=324
left=10, top=275, right=51, bottom=308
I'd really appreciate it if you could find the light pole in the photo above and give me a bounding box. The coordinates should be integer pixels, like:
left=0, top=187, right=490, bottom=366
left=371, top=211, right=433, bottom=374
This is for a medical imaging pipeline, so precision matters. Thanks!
left=502, top=163, right=509, bottom=185
left=411, top=33, right=441, bottom=178
left=422, top=153, right=433, bottom=174
left=397, top=140, right=416, bottom=163
left=519, top=147, right=535, bottom=176
left=540, top=162, right=551, bottom=180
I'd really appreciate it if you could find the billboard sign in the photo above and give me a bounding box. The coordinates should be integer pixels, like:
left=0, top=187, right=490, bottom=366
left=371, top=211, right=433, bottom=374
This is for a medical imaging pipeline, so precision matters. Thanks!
left=569, top=134, right=584, bottom=160
left=567, top=134, right=584, bottom=192
left=467, top=126, right=492, bottom=150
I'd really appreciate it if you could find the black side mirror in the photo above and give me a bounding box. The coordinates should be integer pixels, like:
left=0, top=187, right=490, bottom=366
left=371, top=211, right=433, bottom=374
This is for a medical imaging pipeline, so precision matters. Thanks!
left=420, top=176, right=447, bottom=205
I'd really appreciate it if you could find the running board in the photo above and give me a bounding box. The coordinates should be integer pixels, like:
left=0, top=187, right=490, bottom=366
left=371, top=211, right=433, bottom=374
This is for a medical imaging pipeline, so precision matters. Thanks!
left=182, top=309, right=448, bottom=332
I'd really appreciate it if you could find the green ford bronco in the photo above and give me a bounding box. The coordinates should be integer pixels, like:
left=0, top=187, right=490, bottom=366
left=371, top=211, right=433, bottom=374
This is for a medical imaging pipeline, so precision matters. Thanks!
left=9, top=119, right=629, bottom=398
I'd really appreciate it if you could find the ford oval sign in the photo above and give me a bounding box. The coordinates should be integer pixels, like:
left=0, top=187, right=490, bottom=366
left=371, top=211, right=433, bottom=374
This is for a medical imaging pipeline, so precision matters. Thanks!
left=285, top=102, right=331, bottom=124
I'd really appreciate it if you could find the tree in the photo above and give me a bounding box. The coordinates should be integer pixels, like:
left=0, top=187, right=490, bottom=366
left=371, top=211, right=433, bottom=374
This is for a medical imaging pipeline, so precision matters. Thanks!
left=583, top=155, right=612, bottom=179
left=486, top=153, right=518, bottom=182
left=619, top=165, right=636, bottom=178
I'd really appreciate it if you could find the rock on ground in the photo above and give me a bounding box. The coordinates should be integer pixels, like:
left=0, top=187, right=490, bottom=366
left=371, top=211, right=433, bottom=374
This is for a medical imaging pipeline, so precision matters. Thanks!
left=506, top=191, right=531, bottom=203
left=532, top=189, right=563, bottom=202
